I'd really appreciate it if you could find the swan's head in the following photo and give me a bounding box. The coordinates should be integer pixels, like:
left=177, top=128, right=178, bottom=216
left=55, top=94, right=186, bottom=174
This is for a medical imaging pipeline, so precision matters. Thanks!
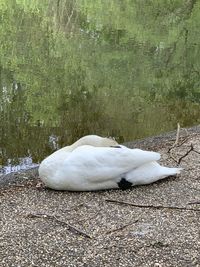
left=72, top=135, right=118, bottom=148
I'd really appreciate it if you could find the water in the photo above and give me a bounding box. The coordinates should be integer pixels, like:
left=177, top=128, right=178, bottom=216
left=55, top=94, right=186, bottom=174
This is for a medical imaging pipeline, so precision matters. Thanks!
left=1, top=0, right=200, bottom=174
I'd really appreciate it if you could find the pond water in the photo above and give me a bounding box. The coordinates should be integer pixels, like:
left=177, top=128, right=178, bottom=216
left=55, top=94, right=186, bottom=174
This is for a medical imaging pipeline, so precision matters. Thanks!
left=0, top=0, right=200, bottom=174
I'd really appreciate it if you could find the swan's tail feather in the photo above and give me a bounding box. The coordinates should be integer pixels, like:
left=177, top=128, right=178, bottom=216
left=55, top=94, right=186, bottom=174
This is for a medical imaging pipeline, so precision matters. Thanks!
left=161, top=166, right=183, bottom=176
left=126, top=162, right=183, bottom=186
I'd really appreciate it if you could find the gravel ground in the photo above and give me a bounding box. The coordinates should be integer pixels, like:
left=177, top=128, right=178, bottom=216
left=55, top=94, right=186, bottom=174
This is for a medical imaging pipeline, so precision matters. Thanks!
left=0, top=126, right=200, bottom=267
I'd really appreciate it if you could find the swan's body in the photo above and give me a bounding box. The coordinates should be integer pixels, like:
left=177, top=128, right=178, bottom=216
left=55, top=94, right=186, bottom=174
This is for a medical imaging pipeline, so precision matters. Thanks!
left=39, top=135, right=182, bottom=191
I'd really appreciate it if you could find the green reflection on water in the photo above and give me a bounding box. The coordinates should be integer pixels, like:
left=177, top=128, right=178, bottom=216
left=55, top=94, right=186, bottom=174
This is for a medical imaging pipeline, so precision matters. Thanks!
left=0, top=0, right=200, bottom=170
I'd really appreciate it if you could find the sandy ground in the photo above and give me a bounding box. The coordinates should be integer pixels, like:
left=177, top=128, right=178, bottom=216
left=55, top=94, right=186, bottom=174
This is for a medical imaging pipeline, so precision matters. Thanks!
left=0, top=126, right=200, bottom=267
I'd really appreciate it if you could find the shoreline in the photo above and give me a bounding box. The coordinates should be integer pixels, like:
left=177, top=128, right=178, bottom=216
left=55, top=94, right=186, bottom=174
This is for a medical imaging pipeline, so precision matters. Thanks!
left=1, top=124, right=200, bottom=187
left=0, top=125, right=199, bottom=266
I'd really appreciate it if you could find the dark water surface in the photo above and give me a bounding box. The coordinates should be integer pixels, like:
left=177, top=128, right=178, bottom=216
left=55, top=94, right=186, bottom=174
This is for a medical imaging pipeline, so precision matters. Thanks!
left=1, top=0, right=200, bottom=174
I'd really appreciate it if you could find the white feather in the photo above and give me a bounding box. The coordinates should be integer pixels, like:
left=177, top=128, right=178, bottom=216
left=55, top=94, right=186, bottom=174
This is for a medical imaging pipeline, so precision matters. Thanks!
left=39, top=135, right=182, bottom=191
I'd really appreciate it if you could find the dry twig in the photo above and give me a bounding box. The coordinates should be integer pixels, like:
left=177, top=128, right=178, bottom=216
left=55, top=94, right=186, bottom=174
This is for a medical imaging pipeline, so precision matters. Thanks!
left=106, top=220, right=139, bottom=235
left=175, top=122, right=181, bottom=146
left=26, top=212, right=92, bottom=239
left=177, top=143, right=194, bottom=164
left=167, top=123, right=181, bottom=153
left=193, top=149, right=200, bottom=155
left=168, top=140, right=199, bottom=165
left=166, top=124, right=199, bottom=154
left=168, top=135, right=192, bottom=153
left=105, top=199, right=200, bottom=212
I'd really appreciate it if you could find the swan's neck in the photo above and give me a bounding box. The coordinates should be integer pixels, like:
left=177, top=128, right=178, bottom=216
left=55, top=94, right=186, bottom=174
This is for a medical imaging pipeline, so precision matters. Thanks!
left=69, top=138, right=90, bottom=150
left=62, top=135, right=118, bottom=152
left=57, top=138, right=88, bottom=154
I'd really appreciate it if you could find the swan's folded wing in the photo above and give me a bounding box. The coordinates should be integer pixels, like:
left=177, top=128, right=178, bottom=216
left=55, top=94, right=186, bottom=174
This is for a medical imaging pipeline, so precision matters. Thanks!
left=62, top=145, right=160, bottom=183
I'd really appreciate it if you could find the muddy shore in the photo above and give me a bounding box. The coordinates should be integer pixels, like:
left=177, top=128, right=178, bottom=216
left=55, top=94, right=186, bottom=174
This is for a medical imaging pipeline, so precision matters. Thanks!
left=0, top=126, right=200, bottom=266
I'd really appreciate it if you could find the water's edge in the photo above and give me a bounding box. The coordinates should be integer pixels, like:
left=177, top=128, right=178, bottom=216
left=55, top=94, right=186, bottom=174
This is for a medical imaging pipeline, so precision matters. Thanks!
left=1, top=124, right=199, bottom=187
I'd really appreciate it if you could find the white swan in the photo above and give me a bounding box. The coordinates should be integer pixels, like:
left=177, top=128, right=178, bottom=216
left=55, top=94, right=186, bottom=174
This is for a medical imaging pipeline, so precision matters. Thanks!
left=39, top=135, right=182, bottom=191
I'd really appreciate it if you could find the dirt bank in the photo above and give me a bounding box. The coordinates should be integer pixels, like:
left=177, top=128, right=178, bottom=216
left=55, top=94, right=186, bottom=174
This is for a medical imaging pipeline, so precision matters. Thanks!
left=0, top=126, right=200, bottom=267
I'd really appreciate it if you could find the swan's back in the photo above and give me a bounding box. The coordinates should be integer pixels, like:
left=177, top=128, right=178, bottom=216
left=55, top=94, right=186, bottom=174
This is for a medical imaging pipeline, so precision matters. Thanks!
left=40, top=144, right=160, bottom=190
left=38, top=135, right=181, bottom=191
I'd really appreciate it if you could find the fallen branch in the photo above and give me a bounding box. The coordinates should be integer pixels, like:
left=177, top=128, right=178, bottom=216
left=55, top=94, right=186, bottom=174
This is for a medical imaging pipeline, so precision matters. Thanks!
left=168, top=154, right=179, bottom=164
left=167, top=123, right=181, bottom=153
left=177, top=143, right=194, bottom=164
left=26, top=212, right=92, bottom=239
left=105, top=199, right=200, bottom=212
left=64, top=202, right=85, bottom=212
left=167, top=124, right=200, bottom=154
left=168, top=142, right=198, bottom=165
left=75, top=212, right=99, bottom=224
left=175, top=122, right=181, bottom=146
left=168, top=135, right=191, bottom=153
left=193, top=149, right=200, bottom=155
left=106, top=219, right=139, bottom=235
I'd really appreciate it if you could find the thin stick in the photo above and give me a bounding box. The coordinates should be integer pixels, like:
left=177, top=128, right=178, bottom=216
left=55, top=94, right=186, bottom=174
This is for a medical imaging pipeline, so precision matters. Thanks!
left=175, top=122, right=181, bottom=146
left=177, top=143, right=194, bottom=164
left=168, top=123, right=184, bottom=153
left=168, top=140, right=198, bottom=165
left=26, top=213, right=92, bottom=239
left=173, top=135, right=191, bottom=149
left=168, top=132, right=199, bottom=153
left=168, top=154, right=178, bottom=164
left=105, top=199, right=200, bottom=212
left=193, top=149, right=200, bottom=155
left=75, top=212, right=99, bottom=224
left=106, top=220, right=139, bottom=235
left=62, top=221, right=92, bottom=239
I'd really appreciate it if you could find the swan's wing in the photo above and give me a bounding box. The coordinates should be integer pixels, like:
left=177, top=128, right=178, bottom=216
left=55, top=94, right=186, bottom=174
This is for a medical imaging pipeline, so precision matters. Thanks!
left=62, top=145, right=160, bottom=183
